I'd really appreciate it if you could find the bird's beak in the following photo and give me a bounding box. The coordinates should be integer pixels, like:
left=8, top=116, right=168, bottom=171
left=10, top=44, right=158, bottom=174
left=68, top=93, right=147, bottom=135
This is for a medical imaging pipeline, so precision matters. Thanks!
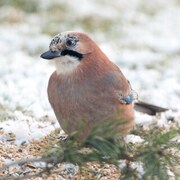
left=40, top=50, right=61, bottom=60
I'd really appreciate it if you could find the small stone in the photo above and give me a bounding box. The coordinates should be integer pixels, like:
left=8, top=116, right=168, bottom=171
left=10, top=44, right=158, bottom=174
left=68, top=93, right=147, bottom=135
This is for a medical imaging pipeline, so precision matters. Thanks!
left=63, top=163, right=79, bottom=175
left=166, top=116, right=175, bottom=122
left=18, top=149, right=23, bottom=153
left=20, top=141, right=26, bottom=145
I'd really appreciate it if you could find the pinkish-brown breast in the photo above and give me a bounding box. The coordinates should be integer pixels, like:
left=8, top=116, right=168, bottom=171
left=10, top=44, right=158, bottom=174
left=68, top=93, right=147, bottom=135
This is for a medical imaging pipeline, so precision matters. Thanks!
left=47, top=55, right=134, bottom=140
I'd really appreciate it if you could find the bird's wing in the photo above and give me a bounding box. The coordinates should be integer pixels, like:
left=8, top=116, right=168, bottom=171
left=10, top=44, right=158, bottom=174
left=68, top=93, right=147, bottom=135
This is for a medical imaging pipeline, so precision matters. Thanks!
left=101, top=68, right=132, bottom=101
left=102, top=69, right=168, bottom=115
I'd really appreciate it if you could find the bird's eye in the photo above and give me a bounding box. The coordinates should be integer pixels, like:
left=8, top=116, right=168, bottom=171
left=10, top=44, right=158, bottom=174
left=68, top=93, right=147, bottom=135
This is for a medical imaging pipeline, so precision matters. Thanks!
left=66, top=38, right=76, bottom=47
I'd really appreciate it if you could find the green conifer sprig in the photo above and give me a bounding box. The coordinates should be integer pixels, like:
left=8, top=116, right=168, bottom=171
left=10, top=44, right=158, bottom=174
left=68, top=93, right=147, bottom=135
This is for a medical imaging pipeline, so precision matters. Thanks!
left=0, top=120, right=179, bottom=179
left=42, top=122, right=180, bottom=179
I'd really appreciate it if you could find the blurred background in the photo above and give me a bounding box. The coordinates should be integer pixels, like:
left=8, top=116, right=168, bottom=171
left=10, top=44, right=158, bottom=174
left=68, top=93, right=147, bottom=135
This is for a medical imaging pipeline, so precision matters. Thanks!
left=0, top=0, right=180, bottom=122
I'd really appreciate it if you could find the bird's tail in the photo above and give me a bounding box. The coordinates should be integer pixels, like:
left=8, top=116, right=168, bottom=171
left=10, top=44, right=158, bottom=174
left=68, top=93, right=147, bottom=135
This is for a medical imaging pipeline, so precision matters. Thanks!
left=134, top=101, right=168, bottom=115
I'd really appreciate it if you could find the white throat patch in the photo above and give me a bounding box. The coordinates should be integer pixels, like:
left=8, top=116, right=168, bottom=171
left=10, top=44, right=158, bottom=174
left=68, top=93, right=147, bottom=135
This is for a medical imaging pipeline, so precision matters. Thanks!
left=55, top=55, right=80, bottom=74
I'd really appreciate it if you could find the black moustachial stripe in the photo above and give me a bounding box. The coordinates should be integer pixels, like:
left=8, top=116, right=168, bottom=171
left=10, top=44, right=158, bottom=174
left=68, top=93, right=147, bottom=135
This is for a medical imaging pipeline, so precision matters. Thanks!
left=61, top=50, right=83, bottom=60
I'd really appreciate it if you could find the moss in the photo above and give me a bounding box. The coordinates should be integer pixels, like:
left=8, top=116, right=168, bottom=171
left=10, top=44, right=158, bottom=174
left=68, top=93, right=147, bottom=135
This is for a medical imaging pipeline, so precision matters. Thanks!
left=78, top=16, right=114, bottom=33
left=0, top=103, right=33, bottom=122
left=138, top=2, right=159, bottom=17
left=0, top=0, right=40, bottom=13
left=0, top=104, right=14, bottom=122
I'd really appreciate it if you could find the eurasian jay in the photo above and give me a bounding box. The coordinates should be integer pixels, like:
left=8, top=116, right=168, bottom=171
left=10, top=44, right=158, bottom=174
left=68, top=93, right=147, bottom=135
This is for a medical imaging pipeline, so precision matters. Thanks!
left=41, top=31, right=167, bottom=140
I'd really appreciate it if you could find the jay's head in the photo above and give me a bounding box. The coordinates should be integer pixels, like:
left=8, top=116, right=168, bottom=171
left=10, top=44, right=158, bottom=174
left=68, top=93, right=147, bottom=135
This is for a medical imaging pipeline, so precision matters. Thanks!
left=41, top=31, right=103, bottom=74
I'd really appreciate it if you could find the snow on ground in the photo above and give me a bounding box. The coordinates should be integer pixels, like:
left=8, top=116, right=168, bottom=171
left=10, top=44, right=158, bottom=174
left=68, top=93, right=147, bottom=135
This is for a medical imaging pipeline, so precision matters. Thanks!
left=0, top=111, right=59, bottom=145
left=0, top=0, right=180, bottom=145
left=0, top=24, right=58, bottom=144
